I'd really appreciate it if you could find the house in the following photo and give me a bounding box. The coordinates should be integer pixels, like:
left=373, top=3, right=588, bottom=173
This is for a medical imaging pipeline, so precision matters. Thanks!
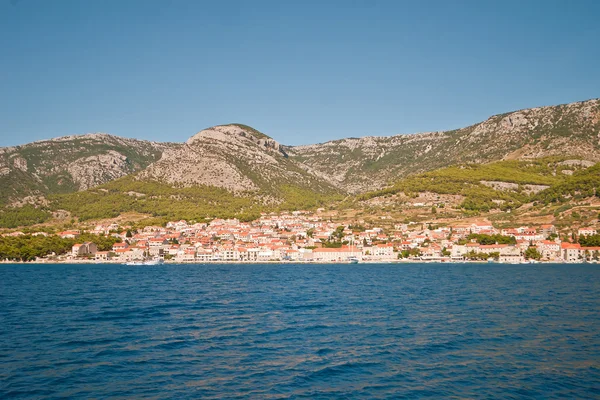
left=478, top=244, right=509, bottom=254
left=148, top=238, right=168, bottom=256
left=178, top=247, right=197, bottom=262
left=421, top=245, right=443, bottom=259
left=582, top=246, right=600, bottom=261
left=72, top=242, right=98, bottom=257
left=499, top=254, right=522, bottom=263
left=536, top=240, right=561, bottom=260
left=561, top=243, right=582, bottom=262
left=470, top=221, right=495, bottom=234
left=312, top=246, right=362, bottom=262
left=365, top=243, right=395, bottom=260
left=112, top=242, right=129, bottom=252
left=399, top=241, right=414, bottom=250
left=113, top=248, right=134, bottom=262
left=451, top=244, right=468, bottom=259
left=95, top=251, right=114, bottom=261
left=59, top=230, right=80, bottom=239
left=578, top=227, right=597, bottom=237
left=257, top=250, right=275, bottom=261
left=540, top=224, right=556, bottom=238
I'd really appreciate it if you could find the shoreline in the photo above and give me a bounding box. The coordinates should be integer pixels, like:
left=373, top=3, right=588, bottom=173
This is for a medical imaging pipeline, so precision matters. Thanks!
left=1, top=259, right=594, bottom=265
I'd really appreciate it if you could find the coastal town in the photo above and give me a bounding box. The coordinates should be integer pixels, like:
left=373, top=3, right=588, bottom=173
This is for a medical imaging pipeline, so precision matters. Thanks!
left=5, top=210, right=599, bottom=264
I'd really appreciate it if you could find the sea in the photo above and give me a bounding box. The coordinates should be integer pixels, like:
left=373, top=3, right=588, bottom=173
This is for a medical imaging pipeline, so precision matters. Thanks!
left=1, top=263, right=599, bottom=399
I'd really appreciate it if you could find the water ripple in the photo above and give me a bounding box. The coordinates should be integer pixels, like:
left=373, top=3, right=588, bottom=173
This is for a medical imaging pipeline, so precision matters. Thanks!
left=1, top=263, right=600, bottom=399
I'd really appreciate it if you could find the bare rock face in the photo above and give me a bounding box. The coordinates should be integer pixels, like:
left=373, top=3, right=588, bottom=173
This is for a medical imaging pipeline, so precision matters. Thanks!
left=140, top=125, right=322, bottom=194
left=142, top=141, right=259, bottom=192
left=11, top=156, right=28, bottom=172
left=67, top=150, right=130, bottom=190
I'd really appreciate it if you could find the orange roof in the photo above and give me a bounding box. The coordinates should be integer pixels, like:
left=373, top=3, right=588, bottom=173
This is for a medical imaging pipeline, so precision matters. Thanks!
left=313, top=247, right=360, bottom=253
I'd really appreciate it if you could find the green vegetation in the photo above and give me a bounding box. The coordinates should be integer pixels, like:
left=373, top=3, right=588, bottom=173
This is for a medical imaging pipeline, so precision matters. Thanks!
left=322, top=226, right=347, bottom=248
left=467, top=233, right=516, bottom=245
left=0, top=205, right=51, bottom=228
left=524, top=247, right=542, bottom=260
left=579, top=234, right=600, bottom=247
left=465, top=251, right=500, bottom=261
left=45, top=174, right=341, bottom=226
left=358, top=157, right=599, bottom=213
left=398, top=248, right=422, bottom=258
left=534, top=164, right=600, bottom=204
left=0, top=233, right=120, bottom=262
left=276, top=185, right=338, bottom=211
left=2, top=155, right=598, bottom=230
left=50, top=177, right=262, bottom=223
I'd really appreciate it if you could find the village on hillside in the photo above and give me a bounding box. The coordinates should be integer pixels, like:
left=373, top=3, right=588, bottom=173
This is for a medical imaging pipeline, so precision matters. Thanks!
left=5, top=209, right=599, bottom=264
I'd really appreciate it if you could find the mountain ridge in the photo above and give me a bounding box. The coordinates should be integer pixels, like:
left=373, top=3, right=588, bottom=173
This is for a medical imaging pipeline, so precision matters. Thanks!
left=287, top=98, right=600, bottom=192
left=1, top=97, right=599, bottom=228
left=0, top=134, right=178, bottom=206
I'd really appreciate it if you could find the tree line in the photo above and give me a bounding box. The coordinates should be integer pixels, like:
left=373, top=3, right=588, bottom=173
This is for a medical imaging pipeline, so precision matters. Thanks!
left=0, top=233, right=121, bottom=262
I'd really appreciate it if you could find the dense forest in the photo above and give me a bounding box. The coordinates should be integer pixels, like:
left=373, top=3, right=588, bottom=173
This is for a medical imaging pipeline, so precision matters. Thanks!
left=0, top=205, right=52, bottom=228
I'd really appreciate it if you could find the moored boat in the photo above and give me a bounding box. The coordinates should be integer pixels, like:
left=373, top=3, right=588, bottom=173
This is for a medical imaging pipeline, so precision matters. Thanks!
left=126, top=258, right=164, bottom=266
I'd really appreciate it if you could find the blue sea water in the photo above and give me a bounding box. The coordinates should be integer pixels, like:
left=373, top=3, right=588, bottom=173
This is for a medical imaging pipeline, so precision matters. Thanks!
left=1, top=263, right=599, bottom=399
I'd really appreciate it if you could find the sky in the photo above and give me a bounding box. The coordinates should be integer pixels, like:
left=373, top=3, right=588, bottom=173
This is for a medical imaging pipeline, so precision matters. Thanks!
left=0, top=0, right=599, bottom=146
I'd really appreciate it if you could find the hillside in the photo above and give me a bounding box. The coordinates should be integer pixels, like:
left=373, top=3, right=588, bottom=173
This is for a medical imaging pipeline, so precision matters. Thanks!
left=287, top=99, right=600, bottom=193
left=0, top=133, right=176, bottom=207
left=139, top=124, right=336, bottom=195
left=1, top=98, right=600, bottom=229
left=43, top=125, right=343, bottom=225
left=347, top=157, right=600, bottom=230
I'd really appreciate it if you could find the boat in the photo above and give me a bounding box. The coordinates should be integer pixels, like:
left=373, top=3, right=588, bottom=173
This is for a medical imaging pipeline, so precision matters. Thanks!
left=348, top=257, right=360, bottom=264
left=126, top=258, right=164, bottom=266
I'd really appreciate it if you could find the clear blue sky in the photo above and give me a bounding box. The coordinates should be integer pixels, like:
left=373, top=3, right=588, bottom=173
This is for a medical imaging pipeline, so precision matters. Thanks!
left=1, top=0, right=599, bottom=146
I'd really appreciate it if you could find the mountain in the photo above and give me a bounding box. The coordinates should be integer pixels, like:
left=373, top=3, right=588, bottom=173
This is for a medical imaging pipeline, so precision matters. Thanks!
left=1, top=98, right=599, bottom=228
left=44, top=125, right=343, bottom=224
left=138, top=124, right=337, bottom=196
left=287, top=99, right=600, bottom=193
left=0, top=134, right=176, bottom=206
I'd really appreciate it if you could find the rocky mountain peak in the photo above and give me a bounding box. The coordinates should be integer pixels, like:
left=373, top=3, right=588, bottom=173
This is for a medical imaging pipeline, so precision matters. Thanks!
left=138, top=124, right=328, bottom=194
left=186, top=124, right=286, bottom=157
